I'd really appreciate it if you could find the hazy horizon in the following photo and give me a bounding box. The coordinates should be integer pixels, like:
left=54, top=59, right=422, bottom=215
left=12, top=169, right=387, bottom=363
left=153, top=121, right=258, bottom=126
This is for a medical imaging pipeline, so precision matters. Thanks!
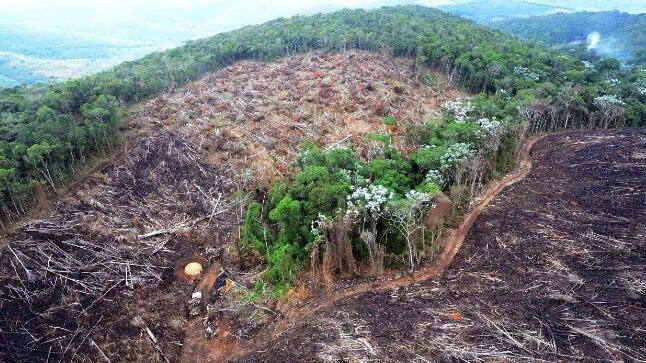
left=1, top=0, right=644, bottom=87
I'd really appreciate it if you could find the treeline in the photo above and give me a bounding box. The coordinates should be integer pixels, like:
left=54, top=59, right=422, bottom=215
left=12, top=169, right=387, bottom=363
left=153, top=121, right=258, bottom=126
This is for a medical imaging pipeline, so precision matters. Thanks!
left=1, top=5, right=645, bottom=224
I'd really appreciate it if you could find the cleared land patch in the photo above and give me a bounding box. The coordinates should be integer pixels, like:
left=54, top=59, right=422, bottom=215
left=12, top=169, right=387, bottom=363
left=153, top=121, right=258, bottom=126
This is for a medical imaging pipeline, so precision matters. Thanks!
left=0, top=51, right=462, bottom=362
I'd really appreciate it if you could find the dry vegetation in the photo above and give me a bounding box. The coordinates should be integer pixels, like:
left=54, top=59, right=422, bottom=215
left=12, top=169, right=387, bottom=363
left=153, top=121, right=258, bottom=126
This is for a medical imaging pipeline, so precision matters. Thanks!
left=128, top=50, right=464, bottom=184
left=237, top=129, right=646, bottom=363
left=0, top=51, right=463, bottom=362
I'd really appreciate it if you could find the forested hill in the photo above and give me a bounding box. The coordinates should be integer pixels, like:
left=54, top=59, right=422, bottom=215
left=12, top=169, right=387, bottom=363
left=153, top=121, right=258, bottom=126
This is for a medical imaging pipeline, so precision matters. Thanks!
left=1, top=5, right=645, bottom=222
left=492, top=11, right=646, bottom=65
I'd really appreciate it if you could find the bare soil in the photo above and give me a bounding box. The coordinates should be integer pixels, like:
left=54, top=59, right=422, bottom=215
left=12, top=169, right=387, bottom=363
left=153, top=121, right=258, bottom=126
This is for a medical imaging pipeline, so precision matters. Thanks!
left=235, top=129, right=646, bottom=362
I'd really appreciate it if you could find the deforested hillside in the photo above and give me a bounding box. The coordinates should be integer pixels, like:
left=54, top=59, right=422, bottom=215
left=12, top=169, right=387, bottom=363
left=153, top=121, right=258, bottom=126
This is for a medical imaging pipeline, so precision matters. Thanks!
left=1, top=6, right=645, bottom=227
left=235, top=128, right=646, bottom=362
left=0, top=49, right=466, bottom=362
left=1, top=5, right=645, bottom=363
left=128, top=51, right=463, bottom=183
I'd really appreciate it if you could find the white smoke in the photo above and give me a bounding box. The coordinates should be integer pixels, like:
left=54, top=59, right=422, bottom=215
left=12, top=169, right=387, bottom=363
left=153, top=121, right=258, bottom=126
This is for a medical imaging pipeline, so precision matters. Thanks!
left=587, top=31, right=601, bottom=50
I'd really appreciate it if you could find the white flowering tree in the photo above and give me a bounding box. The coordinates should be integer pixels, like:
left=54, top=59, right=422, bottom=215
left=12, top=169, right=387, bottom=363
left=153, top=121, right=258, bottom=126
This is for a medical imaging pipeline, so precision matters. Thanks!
left=476, top=118, right=505, bottom=170
left=594, top=95, right=626, bottom=128
left=440, top=143, right=474, bottom=172
left=636, top=78, right=646, bottom=95
left=513, top=66, right=545, bottom=83
left=346, top=184, right=393, bottom=274
left=476, top=118, right=504, bottom=144
left=425, top=169, right=444, bottom=187
left=386, top=190, right=435, bottom=272
left=442, top=99, right=474, bottom=123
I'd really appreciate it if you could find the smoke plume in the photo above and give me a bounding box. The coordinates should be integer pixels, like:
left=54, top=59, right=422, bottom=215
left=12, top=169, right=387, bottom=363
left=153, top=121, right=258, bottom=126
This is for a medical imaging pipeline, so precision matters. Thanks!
left=587, top=31, right=600, bottom=50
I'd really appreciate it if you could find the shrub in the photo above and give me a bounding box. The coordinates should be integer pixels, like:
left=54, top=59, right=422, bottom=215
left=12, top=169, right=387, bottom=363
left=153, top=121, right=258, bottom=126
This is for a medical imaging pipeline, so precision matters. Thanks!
left=269, top=196, right=303, bottom=247
left=383, top=116, right=397, bottom=126
left=294, top=140, right=324, bottom=168
left=366, top=132, right=391, bottom=146
left=324, top=147, right=358, bottom=172
left=239, top=201, right=272, bottom=255
left=403, top=124, right=431, bottom=145
left=289, top=165, right=351, bottom=219
left=440, top=121, right=480, bottom=144
left=410, top=144, right=448, bottom=173
left=266, top=243, right=303, bottom=292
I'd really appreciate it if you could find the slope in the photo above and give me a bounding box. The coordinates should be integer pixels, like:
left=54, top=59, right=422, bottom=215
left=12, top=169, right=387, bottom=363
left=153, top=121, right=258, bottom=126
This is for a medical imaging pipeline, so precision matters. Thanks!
left=2, top=5, right=645, bottom=226
left=0, top=50, right=465, bottom=362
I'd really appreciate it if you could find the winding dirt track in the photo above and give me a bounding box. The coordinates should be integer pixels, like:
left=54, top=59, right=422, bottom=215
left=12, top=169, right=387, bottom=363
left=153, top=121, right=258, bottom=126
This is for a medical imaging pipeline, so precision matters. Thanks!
left=181, top=135, right=545, bottom=362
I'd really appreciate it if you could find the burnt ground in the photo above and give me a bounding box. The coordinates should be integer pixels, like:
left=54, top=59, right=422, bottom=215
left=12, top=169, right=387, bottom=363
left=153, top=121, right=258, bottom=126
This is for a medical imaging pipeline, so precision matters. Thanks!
left=237, top=129, right=646, bottom=362
left=0, top=134, right=239, bottom=362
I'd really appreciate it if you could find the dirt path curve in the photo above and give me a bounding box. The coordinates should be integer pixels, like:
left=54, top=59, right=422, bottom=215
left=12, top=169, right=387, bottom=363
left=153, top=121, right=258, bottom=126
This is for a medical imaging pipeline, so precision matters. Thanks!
left=182, top=135, right=545, bottom=363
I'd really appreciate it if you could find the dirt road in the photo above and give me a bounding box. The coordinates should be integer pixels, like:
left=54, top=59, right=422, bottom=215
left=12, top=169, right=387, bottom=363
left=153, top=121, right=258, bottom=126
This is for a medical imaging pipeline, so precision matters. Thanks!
left=232, top=129, right=646, bottom=362
left=181, top=134, right=547, bottom=362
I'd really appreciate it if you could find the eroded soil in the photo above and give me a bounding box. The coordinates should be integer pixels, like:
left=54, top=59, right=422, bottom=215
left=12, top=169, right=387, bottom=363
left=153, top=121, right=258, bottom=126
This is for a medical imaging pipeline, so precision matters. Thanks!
left=236, top=129, right=646, bottom=362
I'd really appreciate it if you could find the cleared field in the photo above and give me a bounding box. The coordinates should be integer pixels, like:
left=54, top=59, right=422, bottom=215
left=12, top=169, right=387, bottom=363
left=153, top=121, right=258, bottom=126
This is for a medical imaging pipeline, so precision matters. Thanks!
left=0, top=51, right=462, bottom=362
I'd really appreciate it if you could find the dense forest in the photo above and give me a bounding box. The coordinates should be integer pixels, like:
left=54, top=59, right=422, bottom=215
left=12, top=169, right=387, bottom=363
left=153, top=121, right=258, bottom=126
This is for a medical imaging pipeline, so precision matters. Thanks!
left=1, top=5, right=645, bottom=228
left=493, top=11, right=646, bottom=65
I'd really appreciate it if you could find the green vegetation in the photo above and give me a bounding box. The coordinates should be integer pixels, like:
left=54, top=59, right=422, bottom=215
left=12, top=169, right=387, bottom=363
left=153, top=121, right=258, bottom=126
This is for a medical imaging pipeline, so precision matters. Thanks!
left=241, top=105, right=527, bottom=296
left=493, top=11, right=646, bottom=65
left=383, top=116, right=398, bottom=126
left=1, top=5, right=644, bottom=230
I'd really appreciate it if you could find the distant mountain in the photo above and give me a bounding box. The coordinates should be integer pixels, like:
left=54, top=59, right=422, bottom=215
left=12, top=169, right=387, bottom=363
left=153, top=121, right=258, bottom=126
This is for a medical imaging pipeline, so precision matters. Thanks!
left=0, top=1, right=354, bottom=88
left=0, top=26, right=165, bottom=87
left=439, top=0, right=572, bottom=24
left=492, top=11, right=646, bottom=65
left=532, top=0, right=645, bottom=14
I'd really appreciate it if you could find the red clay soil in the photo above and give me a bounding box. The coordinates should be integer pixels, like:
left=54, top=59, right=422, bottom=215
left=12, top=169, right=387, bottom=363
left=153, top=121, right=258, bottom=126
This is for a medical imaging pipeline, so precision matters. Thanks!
left=231, top=129, right=646, bottom=362
left=179, top=135, right=545, bottom=362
